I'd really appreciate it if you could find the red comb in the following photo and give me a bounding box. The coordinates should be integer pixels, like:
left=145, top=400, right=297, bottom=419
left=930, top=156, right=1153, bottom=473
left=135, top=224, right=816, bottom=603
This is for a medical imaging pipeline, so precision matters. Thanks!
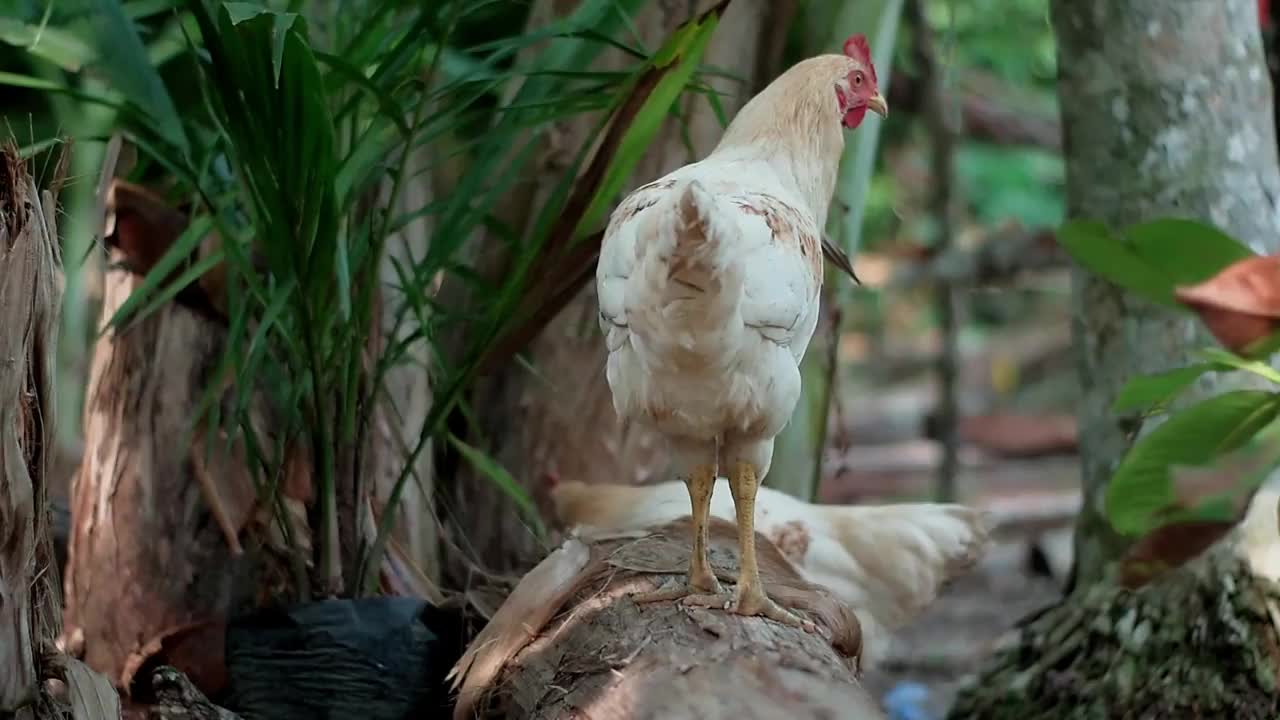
left=843, top=34, right=876, bottom=83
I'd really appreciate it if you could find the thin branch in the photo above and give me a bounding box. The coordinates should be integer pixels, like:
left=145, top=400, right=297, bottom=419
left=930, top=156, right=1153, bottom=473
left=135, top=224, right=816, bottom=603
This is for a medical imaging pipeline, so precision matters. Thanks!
left=908, top=0, right=962, bottom=502
left=887, top=69, right=1061, bottom=150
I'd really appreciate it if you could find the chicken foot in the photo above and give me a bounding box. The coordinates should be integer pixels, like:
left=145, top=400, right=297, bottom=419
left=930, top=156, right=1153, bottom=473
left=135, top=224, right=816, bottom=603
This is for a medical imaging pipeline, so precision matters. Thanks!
left=634, top=460, right=815, bottom=633
left=727, top=460, right=815, bottom=632
left=631, top=463, right=729, bottom=604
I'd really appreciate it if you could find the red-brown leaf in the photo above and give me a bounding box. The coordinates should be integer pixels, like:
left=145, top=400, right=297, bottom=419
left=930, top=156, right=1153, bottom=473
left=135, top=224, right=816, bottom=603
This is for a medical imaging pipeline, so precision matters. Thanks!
left=1118, top=438, right=1279, bottom=589
left=1118, top=519, right=1236, bottom=589
left=1174, top=254, right=1280, bottom=353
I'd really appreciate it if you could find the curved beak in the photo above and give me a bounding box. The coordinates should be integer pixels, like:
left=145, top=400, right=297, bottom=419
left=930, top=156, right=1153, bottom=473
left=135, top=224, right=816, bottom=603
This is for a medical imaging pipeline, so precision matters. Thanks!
left=867, top=92, right=888, bottom=118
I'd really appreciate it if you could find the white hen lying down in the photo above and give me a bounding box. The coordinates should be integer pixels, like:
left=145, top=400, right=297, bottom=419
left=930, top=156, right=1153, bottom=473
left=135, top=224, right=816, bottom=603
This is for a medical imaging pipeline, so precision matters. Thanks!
left=549, top=478, right=991, bottom=668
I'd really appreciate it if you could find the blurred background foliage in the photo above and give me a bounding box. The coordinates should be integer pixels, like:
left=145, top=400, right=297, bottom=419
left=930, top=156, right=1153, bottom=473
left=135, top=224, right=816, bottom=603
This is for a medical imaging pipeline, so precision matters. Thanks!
left=1, top=0, right=1072, bottom=528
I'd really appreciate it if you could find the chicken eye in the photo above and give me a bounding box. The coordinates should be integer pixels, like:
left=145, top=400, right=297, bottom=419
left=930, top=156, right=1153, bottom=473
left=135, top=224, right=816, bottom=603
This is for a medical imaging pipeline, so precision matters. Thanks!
left=853, top=73, right=863, bottom=86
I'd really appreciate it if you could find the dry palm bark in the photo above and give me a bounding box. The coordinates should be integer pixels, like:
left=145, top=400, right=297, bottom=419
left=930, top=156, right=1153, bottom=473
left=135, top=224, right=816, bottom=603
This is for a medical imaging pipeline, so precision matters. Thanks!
left=951, top=1, right=1280, bottom=716
left=449, top=518, right=883, bottom=720
left=0, top=143, right=66, bottom=715
left=63, top=180, right=253, bottom=696
left=1, top=144, right=123, bottom=718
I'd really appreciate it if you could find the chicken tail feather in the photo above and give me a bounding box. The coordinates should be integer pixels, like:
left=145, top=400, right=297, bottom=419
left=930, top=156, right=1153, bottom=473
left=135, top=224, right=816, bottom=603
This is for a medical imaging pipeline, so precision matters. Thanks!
left=665, top=179, right=731, bottom=289
left=625, top=179, right=744, bottom=359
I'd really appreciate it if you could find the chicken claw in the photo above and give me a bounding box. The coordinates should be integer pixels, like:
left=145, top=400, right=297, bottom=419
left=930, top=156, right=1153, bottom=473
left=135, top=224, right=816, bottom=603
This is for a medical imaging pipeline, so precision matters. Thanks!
left=733, top=586, right=816, bottom=633
left=632, top=573, right=725, bottom=605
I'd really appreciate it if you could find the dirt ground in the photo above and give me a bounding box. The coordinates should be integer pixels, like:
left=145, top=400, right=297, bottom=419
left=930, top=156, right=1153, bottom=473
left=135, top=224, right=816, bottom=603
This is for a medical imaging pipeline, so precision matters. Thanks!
left=861, top=537, right=1063, bottom=718
left=830, top=453, right=1077, bottom=719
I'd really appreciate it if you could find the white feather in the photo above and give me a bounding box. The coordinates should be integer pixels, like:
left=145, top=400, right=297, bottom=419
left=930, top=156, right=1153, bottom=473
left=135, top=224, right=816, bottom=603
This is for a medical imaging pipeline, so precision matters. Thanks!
left=597, top=156, right=822, bottom=445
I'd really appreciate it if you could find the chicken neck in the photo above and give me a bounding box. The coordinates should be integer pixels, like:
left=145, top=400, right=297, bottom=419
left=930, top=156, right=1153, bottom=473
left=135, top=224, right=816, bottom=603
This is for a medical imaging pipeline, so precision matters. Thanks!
left=709, top=55, right=851, bottom=222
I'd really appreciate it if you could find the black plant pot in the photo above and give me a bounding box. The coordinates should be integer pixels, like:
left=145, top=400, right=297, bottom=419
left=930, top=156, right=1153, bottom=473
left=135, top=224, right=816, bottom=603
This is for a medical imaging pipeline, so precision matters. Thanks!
left=222, top=597, right=465, bottom=720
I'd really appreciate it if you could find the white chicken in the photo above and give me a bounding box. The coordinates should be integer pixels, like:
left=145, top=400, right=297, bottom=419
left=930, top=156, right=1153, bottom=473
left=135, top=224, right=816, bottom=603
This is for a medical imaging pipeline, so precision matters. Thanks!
left=595, top=35, right=887, bottom=627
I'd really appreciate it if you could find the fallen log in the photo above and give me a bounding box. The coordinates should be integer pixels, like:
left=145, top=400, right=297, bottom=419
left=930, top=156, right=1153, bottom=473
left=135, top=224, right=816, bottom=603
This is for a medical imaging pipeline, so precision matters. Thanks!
left=449, top=517, right=882, bottom=720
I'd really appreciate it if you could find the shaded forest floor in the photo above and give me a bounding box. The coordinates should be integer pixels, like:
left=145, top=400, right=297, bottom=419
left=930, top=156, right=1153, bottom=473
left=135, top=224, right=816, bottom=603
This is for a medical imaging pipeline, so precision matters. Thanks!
left=861, top=534, right=1063, bottom=717
left=828, top=453, right=1076, bottom=718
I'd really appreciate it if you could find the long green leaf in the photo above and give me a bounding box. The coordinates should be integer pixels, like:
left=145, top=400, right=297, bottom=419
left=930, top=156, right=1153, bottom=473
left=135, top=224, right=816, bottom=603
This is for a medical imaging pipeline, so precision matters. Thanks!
left=1059, top=218, right=1255, bottom=308
left=0, top=17, right=96, bottom=71
left=88, top=0, right=189, bottom=156
left=832, top=0, right=904, bottom=262
left=106, top=214, right=215, bottom=332
left=1106, top=390, right=1280, bottom=535
left=448, top=433, right=543, bottom=536
left=575, top=0, right=727, bottom=236
left=1111, top=363, right=1219, bottom=414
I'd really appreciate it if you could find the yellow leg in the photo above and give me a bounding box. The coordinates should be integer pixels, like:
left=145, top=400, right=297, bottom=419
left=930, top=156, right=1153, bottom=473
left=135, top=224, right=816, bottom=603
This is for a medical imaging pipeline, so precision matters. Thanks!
left=685, top=463, right=722, bottom=593
left=727, top=460, right=812, bottom=630
left=633, top=463, right=728, bottom=604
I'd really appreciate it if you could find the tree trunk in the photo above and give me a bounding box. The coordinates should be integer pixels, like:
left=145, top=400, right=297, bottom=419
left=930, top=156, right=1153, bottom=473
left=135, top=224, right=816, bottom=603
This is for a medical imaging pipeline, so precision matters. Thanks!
left=63, top=223, right=254, bottom=696
left=950, top=1, right=1280, bottom=715
left=949, top=539, right=1280, bottom=719
left=0, top=146, right=69, bottom=715
left=1054, top=0, right=1280, bottom=588
left=449, top=518, right=880, bottom=720
left=449, top=0, right=774, bottom=576
left=373, top=145, right=441, bottom=597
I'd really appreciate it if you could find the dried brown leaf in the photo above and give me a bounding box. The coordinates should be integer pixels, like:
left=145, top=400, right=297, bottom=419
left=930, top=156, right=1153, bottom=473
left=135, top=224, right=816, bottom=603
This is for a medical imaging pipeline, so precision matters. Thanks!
left=1119, top=520, right=1236, bottom=589
left=103, top=178, right=230, bottom=323
left=942, top=412, right=1078, bottom=457
left=1175, top=254, right=1280, bottom=353
left=189, top=426, right=257, bottom=556
left=448, top=537, right=592, bottom=720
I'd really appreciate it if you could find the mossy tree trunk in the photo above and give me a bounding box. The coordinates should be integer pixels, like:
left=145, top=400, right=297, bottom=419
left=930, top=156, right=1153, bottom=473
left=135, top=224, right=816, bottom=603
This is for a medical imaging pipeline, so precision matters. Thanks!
left=951, top=1, right=1280, bottom=716
left=1054, top=0, right=1280, bottom=588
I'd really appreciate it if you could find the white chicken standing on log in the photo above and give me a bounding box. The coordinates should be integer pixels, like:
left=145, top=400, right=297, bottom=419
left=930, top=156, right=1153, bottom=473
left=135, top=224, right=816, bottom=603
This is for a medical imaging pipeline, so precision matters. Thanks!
left=595, top=35, right=888, bottom=627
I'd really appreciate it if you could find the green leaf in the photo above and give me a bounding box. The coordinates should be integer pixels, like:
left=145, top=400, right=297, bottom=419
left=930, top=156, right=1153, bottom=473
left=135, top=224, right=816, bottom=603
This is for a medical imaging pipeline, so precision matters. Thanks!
left=125, top=246, right=227, bottom=326
left=1194, top=347, right=1280, bottom=386
left=1058, top=220, right=1183, bottom=308
left=1126, top=218, right=1254, bottom=284
left=1058, top=218, right=1255, bottom=308
left=105, top=215, right=215, bottom=332
left=88, top=0, right=189, bottom=156
left=574, top=0, right=728, bottom=236
left=1106, top=390, right=1280, bottom=535
left=1169, top=415, right=1280, bottom=520
left=1111, top=363, right=1218, bottom=414
left=830, top=0, right=905, bottom=263
left=447, top=434, right=543, bottom=536
left=222, top=2, right=305, bottom=87
left=0, top=17, right=96, bottom=72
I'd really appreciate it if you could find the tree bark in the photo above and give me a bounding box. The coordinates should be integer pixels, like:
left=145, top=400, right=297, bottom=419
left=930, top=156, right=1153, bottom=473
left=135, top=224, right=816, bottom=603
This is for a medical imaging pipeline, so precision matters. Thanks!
left=950, top=1, right=1280, bottom=715
left=63, top=225, right=254, bottom=696
left=449, top=518, right=881, bottom=720
left=373, top=144, right=441, bottom=597
left=449, top=0, right=773, bottom=576
left=1052, top=0, right=1280, bottom=588
left=0, top=145, right=68, bottom=715
left=949, top=542, right=1280, bottom=719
